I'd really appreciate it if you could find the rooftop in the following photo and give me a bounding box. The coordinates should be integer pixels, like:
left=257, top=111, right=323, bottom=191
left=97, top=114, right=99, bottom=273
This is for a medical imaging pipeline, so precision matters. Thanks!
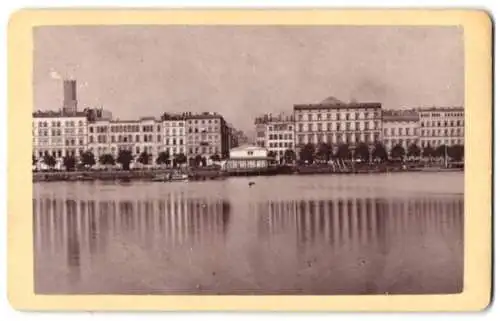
left=294, top=99, right=382, bottom=110
left=415, top=106, right=464, bottom=112
left=254, top=113, right=294, bottom=124
left=382, top=109, right=419, bottom=122
left=32, top=110, right=87, bottom=118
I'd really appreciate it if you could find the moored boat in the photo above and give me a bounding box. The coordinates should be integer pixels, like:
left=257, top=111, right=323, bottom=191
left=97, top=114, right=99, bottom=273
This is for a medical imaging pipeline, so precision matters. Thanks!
left=152, top=172, right=189, bottom=182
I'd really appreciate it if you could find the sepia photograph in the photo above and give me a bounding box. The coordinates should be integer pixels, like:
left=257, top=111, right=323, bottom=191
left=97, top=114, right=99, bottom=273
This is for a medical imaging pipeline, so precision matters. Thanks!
left=30, top=24, right=467, bottom=296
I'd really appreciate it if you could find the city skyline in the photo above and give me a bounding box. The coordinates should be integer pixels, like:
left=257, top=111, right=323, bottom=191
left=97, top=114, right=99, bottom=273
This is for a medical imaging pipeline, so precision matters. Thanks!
left=34, top=26, right=464, bottom=133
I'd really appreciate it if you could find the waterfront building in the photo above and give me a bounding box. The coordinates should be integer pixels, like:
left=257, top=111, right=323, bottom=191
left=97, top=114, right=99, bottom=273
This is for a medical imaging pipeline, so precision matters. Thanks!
left=32, top=110, right=89, bottom=163
left=382, top=109, right=420, bottom=150
left=417, top=107, right=465, bottom=148
left=87, top=117, right=167, bottom=165
left=254, top=113, right=295, bottom=161
left=293, top=97, right=382, bottom=155
left=33, top=78, right=89, bottom=164
left=223, top=145, right=274, bottom=173
left=185, top=112, right=230, bottom=161
left=161, top=113, right=187, bottom=160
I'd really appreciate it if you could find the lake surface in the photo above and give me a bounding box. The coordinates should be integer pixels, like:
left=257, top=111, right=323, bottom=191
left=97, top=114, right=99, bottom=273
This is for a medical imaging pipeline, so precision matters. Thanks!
left=33, top=172, right=464, bottom=294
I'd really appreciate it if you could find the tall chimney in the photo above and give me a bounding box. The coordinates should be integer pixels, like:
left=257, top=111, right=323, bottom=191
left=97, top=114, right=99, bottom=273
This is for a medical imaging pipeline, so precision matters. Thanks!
left=62, top=79, right=77, bottom=114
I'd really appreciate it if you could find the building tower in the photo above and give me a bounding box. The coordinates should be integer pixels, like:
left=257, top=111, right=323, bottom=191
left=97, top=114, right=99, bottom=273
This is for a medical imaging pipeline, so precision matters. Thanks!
left=62, top=79, right=77, bottom=115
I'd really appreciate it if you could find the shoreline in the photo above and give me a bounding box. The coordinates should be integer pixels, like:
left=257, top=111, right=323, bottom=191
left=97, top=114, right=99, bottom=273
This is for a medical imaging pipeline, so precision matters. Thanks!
left=32, top=166, right=464, bottom=182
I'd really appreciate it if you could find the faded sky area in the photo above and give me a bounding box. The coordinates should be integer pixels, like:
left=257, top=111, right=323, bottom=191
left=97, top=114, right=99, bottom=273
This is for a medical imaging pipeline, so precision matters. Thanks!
left=34, top=26, right=464, bottom=132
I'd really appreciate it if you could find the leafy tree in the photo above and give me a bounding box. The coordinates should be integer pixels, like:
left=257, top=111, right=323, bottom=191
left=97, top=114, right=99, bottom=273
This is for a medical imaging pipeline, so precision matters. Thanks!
left=434, top=145, right=447, bottom=158
left=116, top=150, right=133, bottom=170
left=335, top=143, right=350, bottom=160
left=156, top=151, right=170, bottom=166
left=299, top=143, right=315, bottom=164
left=422, top=144, right=435, bottom=158
left=354, top=143, right=370, bottom=162
left=81, top=150, right=96, bottom=168
left=407, top=143, right=421, bottom=159
left=137, top=151, right=151, bottom=165
left=99, top=153, right=116, bottom=166
left=194, top=154, right=204, bottom=167
left=43, top=154, right=56, bottom=169
left=372, top=143, right=388, bottom=161
left=448, top=144, right=464, bottom=162
left=174, top=153, right=188, bottom=167
left=63, top=155, right=77, bottom=171
left=316, top=143, right=333, bottom=161
left=210, top=154, right=221, bottom=162
left=390, top=144, right=406, bottom=161
left=283, top=149, right=296, bottom=163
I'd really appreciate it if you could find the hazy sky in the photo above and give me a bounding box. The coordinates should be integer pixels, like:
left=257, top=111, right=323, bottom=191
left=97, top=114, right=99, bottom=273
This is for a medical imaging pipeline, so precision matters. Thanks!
left=34, top=26, right=463, bottom=132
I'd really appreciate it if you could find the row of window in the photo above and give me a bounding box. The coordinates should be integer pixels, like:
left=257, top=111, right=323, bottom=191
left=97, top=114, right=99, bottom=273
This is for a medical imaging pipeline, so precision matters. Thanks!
left=383, top=138, right=464, bottom=148
left=187, top=127, right=219, bottom=133
left=383, top=128, right=418, bottom=137
left=297, top=133, right=380, bottom=144
left=35, top=149, right=80, bottom=158
left=37, top=128, right=85, bottom=136
left=187, top=119, right=219, bottom=125
left=268, top=134, right=294, bottom=141
left=421, top=128, right=463, bottom=137
left=384, top=139, right=418, bottom=146
left=420, top=139, right=464, bottom=146
left=34, top=120, right=85, bottom=128
left=88, top=134, right=186, bottom=145
left=296, top=111, right=380, bottom=121
left=420, top=112, right=464, bottom=118
left=268, top=124, right=294, bottom=131
left=89, top=146, right=186, bottom=155
left=420, top=120, right=464, bottom=127
left=297, top=122, right=379, bottom=132
left=268, top=142, right=294, bottom=149
left=35, top=138, right=84, bottom=146
left=187, top=135, right=220, bottom=142
left=188, top=146, right=220, bottom=155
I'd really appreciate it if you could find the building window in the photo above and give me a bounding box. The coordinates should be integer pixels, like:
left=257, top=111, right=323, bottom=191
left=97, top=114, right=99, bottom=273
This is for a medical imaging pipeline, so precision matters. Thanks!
left=308, top=124, right=313, bottom=131
left=90, top=127, right=94, bottom=133
left=317, top=123, right=323, bottom=132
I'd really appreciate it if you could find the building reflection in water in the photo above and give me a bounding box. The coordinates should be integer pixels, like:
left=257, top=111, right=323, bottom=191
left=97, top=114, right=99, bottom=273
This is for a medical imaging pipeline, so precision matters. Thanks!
left=34, top=191, right=463, bottom=295
left=257, top=197, right=463, bottom=249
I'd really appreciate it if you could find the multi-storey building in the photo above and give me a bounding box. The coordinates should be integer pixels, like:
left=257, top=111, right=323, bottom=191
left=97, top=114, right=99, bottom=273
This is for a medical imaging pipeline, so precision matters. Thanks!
left=417, top=107, right=465, bottom=148
left=254, top=113, right=295, bottom=160
left=162, top=114, right=186, bottom=158
left=88, top=117, right=168, bottom=164
left=32, top=79, right=89, bottom=163
left=293, top=97, right=382, bottom=153
left=185, top=112, right=230, bottom=160
left=32, top=110, right=88, bottom=160
left=382, top=109, right=420, bottom=150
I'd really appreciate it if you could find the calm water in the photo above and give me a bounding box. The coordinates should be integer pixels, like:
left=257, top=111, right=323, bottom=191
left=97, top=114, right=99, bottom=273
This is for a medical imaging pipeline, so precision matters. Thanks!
left=33, top=173, right=464, bottom=295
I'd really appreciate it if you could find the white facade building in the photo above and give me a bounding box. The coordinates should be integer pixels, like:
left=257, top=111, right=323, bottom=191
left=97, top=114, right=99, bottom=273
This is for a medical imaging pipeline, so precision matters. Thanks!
left=417, top=107, right=465, bottom=148
left=254, top=113, right=294, bottom=161
left=224, top=145, right=271, bottom=171
left=32, top=111, right=88, bottom=160
left=163, top=117, right=186, bottom=158
left=293, top=97, right=382, bottom=155
left=382, top=110, right=420, bottom=150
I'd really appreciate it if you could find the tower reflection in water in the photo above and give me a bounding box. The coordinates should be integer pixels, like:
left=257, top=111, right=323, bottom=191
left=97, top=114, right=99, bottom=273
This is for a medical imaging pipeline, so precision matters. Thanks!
left=34, top=194, right=462, bottom=294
